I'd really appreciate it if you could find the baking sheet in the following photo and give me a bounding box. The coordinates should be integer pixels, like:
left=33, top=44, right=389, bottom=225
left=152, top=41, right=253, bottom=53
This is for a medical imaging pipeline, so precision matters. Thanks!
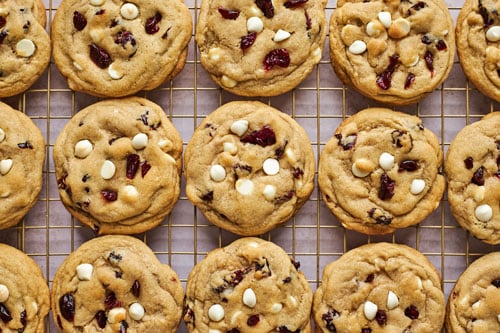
left=1, top=0, right=500, bottom=331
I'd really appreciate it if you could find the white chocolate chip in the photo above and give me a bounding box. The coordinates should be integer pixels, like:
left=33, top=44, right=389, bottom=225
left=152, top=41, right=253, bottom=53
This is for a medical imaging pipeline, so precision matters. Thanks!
left=289, top=296, right=298, bottom=307
left=89, top=0, right=105, bottom=5
left=121, top=3, right=139, bottom=20
left=16, top=39, right=36, bottom=57
left=0, top=285, right=9, bottom=303
left=132, top=133, right=148, bottom=150
left=247, top=242, right=259, bottom=248
left=208, top=48, right=222, bottom=61
left=108, top=63, right=124, bottom=80
left=107, top=307, right=127, bottom=324
left=486, top=26, right=500, bottom=42
left=378, top=11, right=392, bottom=28
left=101, top=160, right=116, bottom=180
left=472, top=300, right=481, bottom=310
left=312, top=47, right=322, bottom=62
left=90, top=29, right=106, bottom=42
left=263, top=158, right=280, bottom=175
left=221, top=75, right=237, bottom=88
left=223, top=142, right=238, bottom=154
left=410, top=179, right=426, bottom=195
left=366, top=20, right=384, bottom=37
left=76, top=263, right=93, bottom=281
left=474, top=186, right=485, bottom=202
left=352, top=162, right=370, bottom=178
left=208, top=304, right=225, bottom=322
left=0, top=7, right=7, bottom=15
left=270, top=303, right=283, bottom=313
left=379, top=152, right=395, bottom=171
left=73, top=62, right=83, bottom=71
left=75, top=139, right=93, bottom=158
left=273, top=29, right=291, bottom=42
left=31, top=302, right=38, bottom=314
left=0, top=159, right=13, bottom=175
left=263, top=185, right=276, bottom=201
left=285, top=147, right=296, bottom=163
left=348, top=40, right=367, bottom=55
left=122, top=185, right=139, bottom=202
left=210, top=164, right=226, bottom=182
left=158, top=139, right=169, bottom=150
left=230, top=310, right=243, bottom=325
left=129, top=302, right=145, bottom=321
left=165, top=154, right=176, bottom=164
left=408, top=55, right=420, bottom=67
left=364, top=301, right=378, bottom=320
left=388, top=18, right=411, bottom=39
left=230, top=120, right=249, bottom=136
left=387, top=291, right=399, bottom=310
left=497, top=314, right=500, bottom=323
left=247, top=17, right=264, bottom=33
left=0, top=128, right=5, bottom=142
left=242, top=288, right=257, bottom=308
left=417, top=277, right=423, bottom=289
left=236, top=179, right=254, bottom=195
left=475, top=204, right=493, bottom=222
left=209, top=330, right=222, bottom=333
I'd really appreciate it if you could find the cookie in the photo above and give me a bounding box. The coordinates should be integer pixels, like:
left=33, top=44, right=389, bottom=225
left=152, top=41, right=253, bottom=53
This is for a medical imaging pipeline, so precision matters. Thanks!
left=446, top=252, right=500, bottom=332
left=329, top=0, right=455, bottom=105
left=318, top=108, right=444, bottom=235
left=53, top=97, right=183, bottom=235
left=313, top=242, right=445, bottom=333
left=51, top=235, right=184, bottom=332
left=445, top=112, right=500, bottom=244
left=0, top=101, right=45, bottom=230
left=184, top=101, right=315, bottom=236
left=456, top=0, right=500, bottom=102
left=0, top=243, right=50, bottom=332
left=0, top=0, right=51, bottom=97
left=51, top=0, right=192, bottom=97
left=184, top=237, right=312, bottom=333
left=195, top=0, right=327, bottom=96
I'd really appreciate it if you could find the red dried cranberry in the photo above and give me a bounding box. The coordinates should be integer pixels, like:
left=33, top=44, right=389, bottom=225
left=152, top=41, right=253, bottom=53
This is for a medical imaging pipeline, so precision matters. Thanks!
left=375, top=310, right=387, bottom=325
left=479, top=3, right=493, bottom=27
left=335, top=133, right=357, bottom=150
left=0, top=30, right=6, bottom=45
left=73, top=11, right=87, bottom=31
left=398, top=160, right=419, bottom=172
left=361, top=329, right=372, bottom=333
left=228, top=329, right=241, bottom=333
left=263, top=49, right=290, bottom=70
left=0, top=304, right=11, bottom=323
left=404, top=305, right=419, bottom=319
left=90, top=43, right=112, bottom=69
left=126, top=154, right=140, bottom=179
left=17, top=141, right=33, bottom=149
left=131, top=280, right=141, bottom=297
left=365, top=273, right=375, bottom=282
left=114, top=30, right=136, bottom=48
left=20, top=309, right=26, bottom=327
left=292, top=167, right=304, bottom=179
left=101, top=189, right=118, bottom=201
left=241, top=32, right=257, bottom=49
left=322, top=310, right=339, bottom=332
left=59, top=294, right=75, bottom=322
left=464, top=157, right=474, bottom=169
left=378, top=173, right=395, bottom=200
left=407, top=1, right=427, bottom=15
left=0, top=16, right=6, bottom=28
left=278, top=326, right=300, bottom=333
left=95, top=9, right=105, bottom=15
left=247, top=315, right=260, bottom=326
left=120, top=320, right=128, bottom=333
left=436, top=39, right=447, bottom=51
left=275, top=190, right=295, bottom=204
left=241, top=125, right=276, bottom=147
left=218, top=7, right=240, bottom=19
left=284, top=0, right=309, bottom=8
left=376, top=55, right=399, bottom=90
left=104, top=292, right=122, bottom=310
left=471, top=166, right=485, bottom=185
left=305, top=10, right=312, bottom=30
left=201, top=191, right=214, bottom=202
left=492, top=278, right=500, bottom=287
left=145, top=13, right=162, bottom=34
left=424, top=51, right=434, bottom=76
left=404, top=73, right=415, bottom=89
left=95, top=311, right=107, bottom=328
left=421, top=35, right=432, bottom=44
left=255, top=0, right=274, bottom=18
left=140, top=160, right=151, bottom=177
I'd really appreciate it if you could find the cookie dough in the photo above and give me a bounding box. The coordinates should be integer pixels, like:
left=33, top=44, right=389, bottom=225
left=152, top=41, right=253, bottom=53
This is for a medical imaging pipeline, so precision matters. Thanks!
left=184, top=237, right=312, bottom=333
left=313, top=242, right=445, bottom=333
left=53, top=97, right=183, bottom=235
left=445, top=111, right=500, bottom=244
left=196, top=0, right=327, bottom=96
left=184, top=101, right=315, bottom=236
left=318, top=108, right=444, bottom=235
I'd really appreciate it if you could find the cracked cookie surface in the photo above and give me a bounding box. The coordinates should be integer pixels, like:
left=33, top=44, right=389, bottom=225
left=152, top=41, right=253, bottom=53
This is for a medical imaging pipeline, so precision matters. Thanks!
left=184, top=237, right=312, bottom=333
left=184, top=101, right=315, bottom=236
left=313, top=242, right=445, bottom=333
left=329, top=0, right=455, bottom=105
left=318, top=108, right=444, bottom=235
left=53, top=97, right=183, bottom=235
left=445, top=112, right=500, bottom=244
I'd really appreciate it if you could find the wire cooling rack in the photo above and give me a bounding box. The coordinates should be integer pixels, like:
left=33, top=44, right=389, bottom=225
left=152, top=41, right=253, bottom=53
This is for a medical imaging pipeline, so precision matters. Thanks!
left=1, top=0, right=500, bottom=331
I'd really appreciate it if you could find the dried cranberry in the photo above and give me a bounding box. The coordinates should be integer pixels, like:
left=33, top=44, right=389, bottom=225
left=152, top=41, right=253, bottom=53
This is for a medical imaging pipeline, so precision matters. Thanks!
left=228, top=329, right=241, bottom=333
left=101, top=189, right=118, bottom=201
left=335, top=133, right=357, bottom=150
left=275, top=190, right=295, bottom=204
left=73, top=11, right=87, bottom=31
left=404, top=73, right=415, bottom=89
left=407, top=1, right=427, bottom=15
left=0, top=304, right=11, bottom=324
left=90, top=43, right=112, bottom=69
left=218, top=7, right=240, bottom=19
left=241, top=125, right=276, bottom=147
left=104, top=292, right=122, bottom=310
left=264, top=49, right=290, bottom=70
left=241, top=32, right=257, bottom=49
left=114, top=30, right=136, bottom=48
left=361, top=329, right=372, bottom=333
left=59, top=294, right=75, bottom=322
left=471, top=166, right=485, bottom=185
left=131, top=280, right=141, bottom=297
left=378, top=173, right=395, bottom=200
left=201, top=191, right=214, bottom=202
left=398, top=160, right=419, bottom=172
left=479, top=2, right=494, bottom=27
left=404, top=305, right=419, bottom=319
left=492, top=278, right=500, bottom=287
left=17, top=141, right=33, bottom=149
left=421, top=35, right=432, bottom=44
left=120, top=321, right=128, bottom=333
left=0, top=17, right=5, bottom=28
left=368, top=208, right=393, bottom=225
left=284, top=0, right=309, bottom=8
left=0, top=30, right=6, bottom=45
left=95, top=311, right=107, bottom=328
left=140, top=160, right=151, bottom=177
left=247, top=315, right=260, bottom=326
left=255, top=0, right=274, bottom=18
left=292, top=167, right=304, bottom=179
left=82, top=174, right=90, bottom=182
left=424, top=51, right=434, bottom=76
left=278, top=327, right=300, bottom=333
left=228, top=268, right=250, bottom=287
left=283, top=277, right=292, bottom=283
left=376, top=54, right=399, bottom=90
left=375, top=310, right=387, bottom=325
left=145, top=13, right=162, bottom=34
left=322, top=310, right=339, bottom=332
left=464, top=157, right=474, bottom=169
left=436, top=40, right=447, bottom=51
left=126, top=154, right=140, bottom=179
left=365, top=273, right=375, bottom=283
left=305, top=10, right=311, bottom=30
left=20, top=309, right=26, bottom=327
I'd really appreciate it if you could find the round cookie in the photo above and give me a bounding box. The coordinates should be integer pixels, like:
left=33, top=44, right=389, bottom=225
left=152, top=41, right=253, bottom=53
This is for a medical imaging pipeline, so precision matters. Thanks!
left=0, top=243, right=50, bottom=333
left=318, top=108, right=444, bottom=235
left=446, top=252, right=500, bottom=332
left=195, top=0, right=327, bottom=96
left=184, top=237, right=312, bottom=333
left=329, top=0, right=455, bottom=105
left=51, top=235, right=184, bottom=332
left=456, top=0, right=500, bottom=102
left=0, top=0, right=51, bottom=97
left=445, top=112, right=500, bottom=244
left=51, top=0, right=192, bottom=97
left=53, top=97, right=183, bottom=235
left=313, top=242, right=445, bottom=333
left=0, top=101, right=45, bottom=230
left=184, top=101, right=315, bottom=236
